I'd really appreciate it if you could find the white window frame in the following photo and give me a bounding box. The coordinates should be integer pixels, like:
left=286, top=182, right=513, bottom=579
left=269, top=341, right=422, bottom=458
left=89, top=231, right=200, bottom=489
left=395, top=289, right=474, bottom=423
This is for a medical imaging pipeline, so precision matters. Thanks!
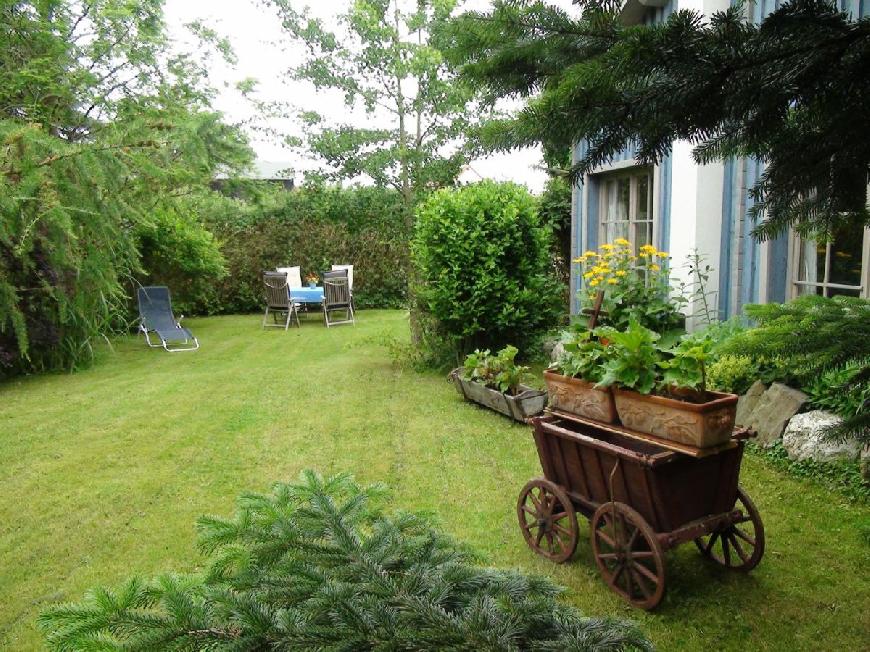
left=787, top=227, right=870, bottom=299
left=596, top=166, right=655, bottom=253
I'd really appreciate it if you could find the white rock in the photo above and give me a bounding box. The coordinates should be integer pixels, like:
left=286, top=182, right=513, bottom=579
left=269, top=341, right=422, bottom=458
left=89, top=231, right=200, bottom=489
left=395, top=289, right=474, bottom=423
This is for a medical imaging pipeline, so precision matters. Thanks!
left=782, top=411, right=861, bottom=463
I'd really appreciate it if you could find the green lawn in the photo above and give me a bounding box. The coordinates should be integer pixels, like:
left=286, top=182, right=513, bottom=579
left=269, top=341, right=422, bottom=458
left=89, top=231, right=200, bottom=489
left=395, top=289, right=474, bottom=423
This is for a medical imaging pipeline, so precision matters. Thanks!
left=1, top=311, right=868, bottom=650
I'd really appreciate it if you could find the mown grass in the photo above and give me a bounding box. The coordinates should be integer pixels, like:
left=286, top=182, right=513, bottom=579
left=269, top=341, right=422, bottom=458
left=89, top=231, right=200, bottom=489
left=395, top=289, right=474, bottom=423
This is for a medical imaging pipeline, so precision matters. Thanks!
left=1, top=311, right=868, bottom=650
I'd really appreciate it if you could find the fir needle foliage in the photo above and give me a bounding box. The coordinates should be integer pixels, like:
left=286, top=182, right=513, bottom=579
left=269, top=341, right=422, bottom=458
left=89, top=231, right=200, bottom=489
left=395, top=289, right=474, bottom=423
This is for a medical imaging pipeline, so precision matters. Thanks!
left=446, top=0, right=870, bottom=239
left=38, top=470, right=652, bottom=652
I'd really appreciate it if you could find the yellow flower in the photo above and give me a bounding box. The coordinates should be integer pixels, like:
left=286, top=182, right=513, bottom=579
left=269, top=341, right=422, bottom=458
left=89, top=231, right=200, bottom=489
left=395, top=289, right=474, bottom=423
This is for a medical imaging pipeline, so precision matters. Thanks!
left=600, top=243, right=614, bottom=251
left=583, top=271, right=594, bottom=279
left=589, top=279, right=599, bottom=287
left=614, top=238, right=631, bottom=247
left=615, top=270, right=627, bottom=277
left=656, top=251, right=669, bottom=258
left=649, top=264, right=660, bottom=272
left=607, top=278, right=618, bottom=285
left=640, top=244, right=657, bottom=254
left=583, top=250, right=597, bottom=257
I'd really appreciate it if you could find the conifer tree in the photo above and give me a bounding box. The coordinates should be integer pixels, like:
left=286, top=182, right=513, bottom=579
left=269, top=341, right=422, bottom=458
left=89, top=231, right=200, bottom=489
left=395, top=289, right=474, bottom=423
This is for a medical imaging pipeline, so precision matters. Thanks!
left=39, top=470, right=652, bottom=651
left=447, top=0, right=870, bottom=239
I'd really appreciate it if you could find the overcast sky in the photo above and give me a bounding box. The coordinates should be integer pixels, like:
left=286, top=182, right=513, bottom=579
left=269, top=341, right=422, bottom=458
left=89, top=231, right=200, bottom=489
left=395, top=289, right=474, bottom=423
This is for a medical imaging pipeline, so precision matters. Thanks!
left=163, top=0, right=576, bottom=193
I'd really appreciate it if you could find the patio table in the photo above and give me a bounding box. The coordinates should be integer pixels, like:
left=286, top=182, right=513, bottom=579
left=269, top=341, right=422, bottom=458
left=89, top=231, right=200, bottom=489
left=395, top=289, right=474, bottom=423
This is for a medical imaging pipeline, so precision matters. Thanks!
left=289, top=286, right=324, bottom=304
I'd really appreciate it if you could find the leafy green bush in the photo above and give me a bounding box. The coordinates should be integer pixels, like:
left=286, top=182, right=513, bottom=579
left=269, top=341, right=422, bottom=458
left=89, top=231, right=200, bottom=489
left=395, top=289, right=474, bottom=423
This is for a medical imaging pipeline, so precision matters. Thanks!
left=136, top=201, right=228, bottom=315
left=462, top=345, right=529, bottom=394
left=413, top=181, right=563, bottom=361
left=39, top=470, right=652, bottom=651
left=707, top=354, right=762, bottom=394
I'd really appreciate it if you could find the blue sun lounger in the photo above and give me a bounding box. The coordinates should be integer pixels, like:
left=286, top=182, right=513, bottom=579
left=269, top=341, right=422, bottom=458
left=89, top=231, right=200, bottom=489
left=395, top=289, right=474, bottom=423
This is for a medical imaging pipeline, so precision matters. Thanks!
left=137, top=286, right=199, bottom=352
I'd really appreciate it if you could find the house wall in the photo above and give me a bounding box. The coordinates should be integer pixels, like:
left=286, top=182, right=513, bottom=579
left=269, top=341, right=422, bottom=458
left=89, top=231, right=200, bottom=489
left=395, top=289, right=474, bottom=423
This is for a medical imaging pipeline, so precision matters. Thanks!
left=570, top=0, right=868, bottom=321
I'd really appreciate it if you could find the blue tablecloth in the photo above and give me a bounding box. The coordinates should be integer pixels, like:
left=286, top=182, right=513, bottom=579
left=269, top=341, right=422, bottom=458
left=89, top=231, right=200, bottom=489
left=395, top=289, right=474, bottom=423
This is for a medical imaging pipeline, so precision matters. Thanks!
left=289, top=286, right=324, bottom=303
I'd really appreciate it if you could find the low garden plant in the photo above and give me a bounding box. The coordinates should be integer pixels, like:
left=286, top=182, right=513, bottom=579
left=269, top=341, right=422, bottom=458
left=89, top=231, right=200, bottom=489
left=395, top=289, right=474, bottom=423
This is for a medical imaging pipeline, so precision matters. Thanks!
left=461, top=345, right=530, bottom=395
left=38, top=470, right=651, bottom=651
left=551, top=326, right=609, bottom=383
left=574, top=240, right=685, bottom=334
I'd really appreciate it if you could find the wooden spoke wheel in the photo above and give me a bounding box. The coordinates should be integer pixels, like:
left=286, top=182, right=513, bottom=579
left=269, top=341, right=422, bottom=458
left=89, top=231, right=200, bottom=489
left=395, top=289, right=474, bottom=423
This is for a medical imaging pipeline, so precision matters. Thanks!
left=591, top=502, right=665, bottom=610
left=695, top=486, right=764, bottom=571
left=517, top=478, right=578, bottom=563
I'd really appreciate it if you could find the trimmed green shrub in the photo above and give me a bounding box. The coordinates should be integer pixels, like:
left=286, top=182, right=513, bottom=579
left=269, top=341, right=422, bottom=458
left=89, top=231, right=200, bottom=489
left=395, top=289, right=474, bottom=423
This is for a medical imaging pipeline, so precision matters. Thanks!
left=39, top=470, right=652, bottom=651
left=412, top=181, right=563, bottom=361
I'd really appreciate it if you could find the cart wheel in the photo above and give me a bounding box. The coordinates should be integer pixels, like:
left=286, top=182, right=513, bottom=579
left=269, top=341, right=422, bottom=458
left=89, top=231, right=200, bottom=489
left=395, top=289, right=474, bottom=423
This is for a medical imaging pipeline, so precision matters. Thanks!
left=694, top=486, right=764, bottom=571
left=517, top=478, right=578, bottom=563
left=591, top=501, right=665, bottom=610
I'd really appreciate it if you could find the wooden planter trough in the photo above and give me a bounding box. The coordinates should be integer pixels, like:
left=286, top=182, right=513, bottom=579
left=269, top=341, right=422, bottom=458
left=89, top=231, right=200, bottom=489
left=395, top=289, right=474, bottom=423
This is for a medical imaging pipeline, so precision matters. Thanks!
left=450, top=370, right=547, bottom=423
left=613, top=388, right=738, bottom=449
left=543, top=370, right=617, bottom=424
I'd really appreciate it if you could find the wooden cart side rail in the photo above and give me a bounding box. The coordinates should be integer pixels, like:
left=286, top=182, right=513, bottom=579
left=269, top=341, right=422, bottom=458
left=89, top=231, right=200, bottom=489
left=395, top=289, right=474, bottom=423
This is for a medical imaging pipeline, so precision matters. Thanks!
left=532, top=416, right=679, bottom=468
left=656, top=509, right=743, bottom=550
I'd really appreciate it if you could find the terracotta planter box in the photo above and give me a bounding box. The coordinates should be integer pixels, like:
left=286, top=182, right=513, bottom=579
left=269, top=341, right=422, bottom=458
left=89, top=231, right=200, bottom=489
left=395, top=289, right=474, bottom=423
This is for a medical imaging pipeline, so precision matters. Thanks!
left=612, top=387, right=738, bottom=448
left=451, top=370, right=547, bottom=423
left=543, top=370, right=617, bottom=424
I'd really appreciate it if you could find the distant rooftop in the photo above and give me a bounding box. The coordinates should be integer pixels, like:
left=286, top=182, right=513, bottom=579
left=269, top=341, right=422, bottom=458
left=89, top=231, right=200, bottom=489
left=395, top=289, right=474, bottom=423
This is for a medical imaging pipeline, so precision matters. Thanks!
left=215, top=160, right=295, bottom=181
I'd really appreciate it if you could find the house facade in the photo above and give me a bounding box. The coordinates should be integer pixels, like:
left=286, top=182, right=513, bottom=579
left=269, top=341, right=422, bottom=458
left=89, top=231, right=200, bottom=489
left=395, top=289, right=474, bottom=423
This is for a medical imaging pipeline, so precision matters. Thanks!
left=570, top=0, right=870, bottom=325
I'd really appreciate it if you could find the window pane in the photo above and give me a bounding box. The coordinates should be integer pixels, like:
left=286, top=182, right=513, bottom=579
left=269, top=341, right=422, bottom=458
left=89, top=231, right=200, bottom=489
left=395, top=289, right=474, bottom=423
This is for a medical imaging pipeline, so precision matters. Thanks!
left=828, top=222, right=864, bottom=288
left=828, top=286, right=861, bottom=298
left=797, top=239, right=825, bottom=284
left=795, top=283, right=823, bottom=297
left=606, top=180, right=618, bottom=221
left=636, top=175, right=650, bottom=221
left=616, top=178, right=629, bottom=221
left=634, top=221, right=652, bottom=247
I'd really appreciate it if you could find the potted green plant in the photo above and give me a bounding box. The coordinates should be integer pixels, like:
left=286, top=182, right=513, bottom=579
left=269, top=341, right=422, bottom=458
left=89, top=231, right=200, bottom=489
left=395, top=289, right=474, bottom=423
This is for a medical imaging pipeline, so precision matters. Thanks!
left=451, top=346, right=547, bottom=422
left=574, top=239, right=686, bottom=334
left=544, top=327, right=617, bottom=423
left=596, top=319, right=738, bottom=448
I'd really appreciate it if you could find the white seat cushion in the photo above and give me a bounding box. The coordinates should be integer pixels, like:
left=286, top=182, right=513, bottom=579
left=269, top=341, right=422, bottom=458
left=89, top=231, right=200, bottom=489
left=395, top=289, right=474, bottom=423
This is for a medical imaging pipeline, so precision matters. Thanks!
left=277, top=266, right=302, bottom=289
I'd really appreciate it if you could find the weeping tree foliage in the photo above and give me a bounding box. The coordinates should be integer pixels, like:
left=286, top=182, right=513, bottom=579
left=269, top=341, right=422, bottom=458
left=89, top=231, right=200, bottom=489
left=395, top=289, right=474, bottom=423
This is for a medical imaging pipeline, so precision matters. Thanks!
left=269, top=0, right=484, bottom=223
left=0, top=1, right=252, bottom=376
left=39, top=470, right=651, bottom=651
left=446, top=0, right=870, bottom=240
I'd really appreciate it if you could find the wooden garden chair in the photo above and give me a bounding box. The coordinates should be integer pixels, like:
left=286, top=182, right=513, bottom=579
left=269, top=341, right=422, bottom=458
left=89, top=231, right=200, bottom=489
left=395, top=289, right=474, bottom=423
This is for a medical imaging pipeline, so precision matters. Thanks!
left=262, top=271, right=300, bottom=330
left=322, top=275, right=355, bottom=327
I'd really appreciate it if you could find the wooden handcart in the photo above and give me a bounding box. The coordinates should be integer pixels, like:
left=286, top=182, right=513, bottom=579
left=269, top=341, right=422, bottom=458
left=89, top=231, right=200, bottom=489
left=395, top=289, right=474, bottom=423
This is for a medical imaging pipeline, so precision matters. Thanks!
left=517, top=412, right=765, bottom=609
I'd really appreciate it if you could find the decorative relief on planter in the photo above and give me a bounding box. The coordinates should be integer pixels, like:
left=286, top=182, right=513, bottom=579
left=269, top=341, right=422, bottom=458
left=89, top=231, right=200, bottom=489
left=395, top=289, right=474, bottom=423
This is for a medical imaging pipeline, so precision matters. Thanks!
left=543, top=371, right=617, bottom=424
left=613, top=389, right=737, bottom=449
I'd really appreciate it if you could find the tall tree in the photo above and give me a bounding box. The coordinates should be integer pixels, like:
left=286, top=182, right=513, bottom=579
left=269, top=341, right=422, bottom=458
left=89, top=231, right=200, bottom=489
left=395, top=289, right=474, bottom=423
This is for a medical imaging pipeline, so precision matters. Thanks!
left=447, top=0, right=870, bottom=239
left=270, top=0, right=482, bottom=225
left=0, top=0, right=252, bottom=375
